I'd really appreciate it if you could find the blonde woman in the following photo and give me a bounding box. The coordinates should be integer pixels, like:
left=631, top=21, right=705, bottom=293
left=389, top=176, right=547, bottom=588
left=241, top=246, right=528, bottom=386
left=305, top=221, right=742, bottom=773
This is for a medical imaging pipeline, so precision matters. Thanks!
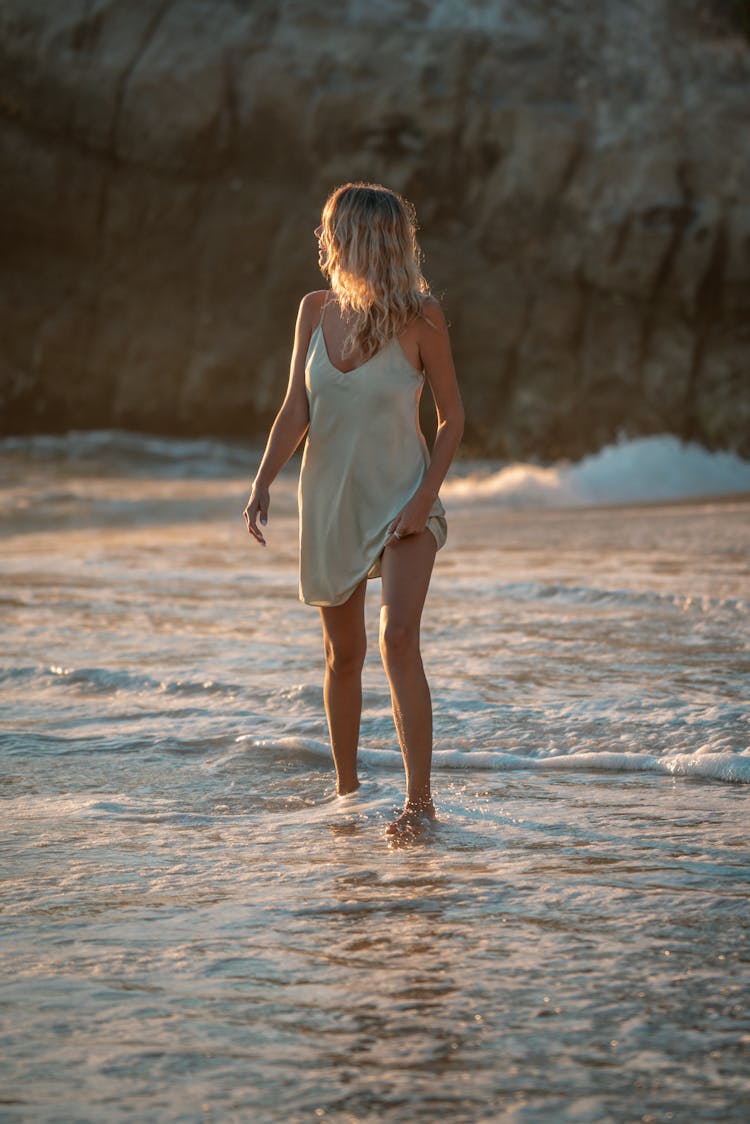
left=244, top=183, right=464, bottom=839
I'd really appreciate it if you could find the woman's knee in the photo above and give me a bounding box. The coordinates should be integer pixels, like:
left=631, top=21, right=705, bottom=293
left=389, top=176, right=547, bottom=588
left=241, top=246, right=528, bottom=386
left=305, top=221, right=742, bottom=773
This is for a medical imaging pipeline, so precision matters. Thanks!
left=379, top=609, right=419, bottom=666
left=323, top=632, right=366, bottom=676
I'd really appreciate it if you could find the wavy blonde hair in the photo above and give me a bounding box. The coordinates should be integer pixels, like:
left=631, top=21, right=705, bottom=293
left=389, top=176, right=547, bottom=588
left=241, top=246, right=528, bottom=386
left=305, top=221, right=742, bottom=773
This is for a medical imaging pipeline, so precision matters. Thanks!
left=318, top=182, right=432, bottom=361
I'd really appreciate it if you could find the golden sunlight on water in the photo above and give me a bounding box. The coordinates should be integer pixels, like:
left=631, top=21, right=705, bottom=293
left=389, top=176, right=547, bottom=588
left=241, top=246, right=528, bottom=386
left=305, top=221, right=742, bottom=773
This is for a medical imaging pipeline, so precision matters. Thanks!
left=1, top=435, right=749, bottom=1121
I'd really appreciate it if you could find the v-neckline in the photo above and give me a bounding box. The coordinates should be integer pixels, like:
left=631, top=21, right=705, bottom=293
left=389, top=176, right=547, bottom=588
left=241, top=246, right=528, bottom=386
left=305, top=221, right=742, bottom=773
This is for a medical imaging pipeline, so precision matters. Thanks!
left=315, top=321, right=420, bottom=377
left=316, top=321, right=387, bottom=375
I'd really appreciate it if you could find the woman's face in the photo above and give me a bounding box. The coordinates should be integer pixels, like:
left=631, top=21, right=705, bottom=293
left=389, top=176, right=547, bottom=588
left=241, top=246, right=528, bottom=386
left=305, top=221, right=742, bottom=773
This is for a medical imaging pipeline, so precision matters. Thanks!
left=314, top=224, right=325, bottom=268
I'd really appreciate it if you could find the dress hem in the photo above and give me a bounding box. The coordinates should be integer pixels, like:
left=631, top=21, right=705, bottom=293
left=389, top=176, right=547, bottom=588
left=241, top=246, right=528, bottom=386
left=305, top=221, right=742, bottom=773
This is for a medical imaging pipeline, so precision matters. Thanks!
left=298, top=514, right=447, bottom=608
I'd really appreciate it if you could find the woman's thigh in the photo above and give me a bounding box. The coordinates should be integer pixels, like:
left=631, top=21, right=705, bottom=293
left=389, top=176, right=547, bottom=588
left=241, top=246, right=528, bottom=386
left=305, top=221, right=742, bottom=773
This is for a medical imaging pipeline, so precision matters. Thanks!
left=380, top=529, right=437, bottom=633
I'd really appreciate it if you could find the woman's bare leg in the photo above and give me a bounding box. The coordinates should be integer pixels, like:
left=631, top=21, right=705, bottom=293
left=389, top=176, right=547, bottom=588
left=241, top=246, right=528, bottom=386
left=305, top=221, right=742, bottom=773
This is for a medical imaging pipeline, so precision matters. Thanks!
left=319, top=578, right=367, bottom=795
left=379, top=529, right=437, bottom=837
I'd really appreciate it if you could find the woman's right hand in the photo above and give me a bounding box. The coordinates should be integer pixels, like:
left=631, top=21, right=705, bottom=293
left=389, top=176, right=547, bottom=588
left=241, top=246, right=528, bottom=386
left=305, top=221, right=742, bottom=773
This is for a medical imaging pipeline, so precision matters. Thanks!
left=243, top=481, right=270, bottom=546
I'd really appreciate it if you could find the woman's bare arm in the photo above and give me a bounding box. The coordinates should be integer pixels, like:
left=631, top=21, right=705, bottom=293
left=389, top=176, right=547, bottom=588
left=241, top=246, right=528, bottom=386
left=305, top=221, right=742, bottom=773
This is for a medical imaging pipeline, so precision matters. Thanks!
left=386, top=297, right=464, bottom=542
left=417, top=298, right=465, bottom=496
left=244, top=294, right=317, bottom=545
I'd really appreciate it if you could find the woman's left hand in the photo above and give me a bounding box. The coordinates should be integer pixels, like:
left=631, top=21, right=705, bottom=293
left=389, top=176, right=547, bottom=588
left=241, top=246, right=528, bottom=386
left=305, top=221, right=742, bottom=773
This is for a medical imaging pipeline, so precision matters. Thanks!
left=384, top=490, right=435, bottom=547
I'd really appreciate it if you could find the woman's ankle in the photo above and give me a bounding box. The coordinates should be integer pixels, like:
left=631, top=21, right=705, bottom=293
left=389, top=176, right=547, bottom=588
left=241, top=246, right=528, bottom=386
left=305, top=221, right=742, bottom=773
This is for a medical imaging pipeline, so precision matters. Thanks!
left=336, top=777, right=360, bottom=796
left=404, top=793, right=434, bottom=813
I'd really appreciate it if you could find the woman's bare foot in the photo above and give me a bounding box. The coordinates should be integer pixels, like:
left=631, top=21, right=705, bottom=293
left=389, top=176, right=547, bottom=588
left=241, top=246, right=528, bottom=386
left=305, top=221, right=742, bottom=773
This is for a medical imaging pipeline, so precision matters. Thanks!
left=386, top=798, right=436, bottom=841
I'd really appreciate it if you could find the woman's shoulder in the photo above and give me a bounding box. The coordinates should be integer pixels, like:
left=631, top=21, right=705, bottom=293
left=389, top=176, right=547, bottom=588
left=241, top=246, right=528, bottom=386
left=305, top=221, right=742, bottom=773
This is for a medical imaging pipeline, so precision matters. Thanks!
left=417, top=294, right=448, bottom=333
left=300, top=289, right=330, bottom=315
left=295, top=290, right=331, bottom=335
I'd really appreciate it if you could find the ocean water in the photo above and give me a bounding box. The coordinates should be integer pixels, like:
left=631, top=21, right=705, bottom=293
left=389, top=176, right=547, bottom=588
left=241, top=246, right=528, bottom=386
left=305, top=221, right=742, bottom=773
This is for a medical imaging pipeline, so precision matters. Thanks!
left=1, top=431, right=749, bottom=1123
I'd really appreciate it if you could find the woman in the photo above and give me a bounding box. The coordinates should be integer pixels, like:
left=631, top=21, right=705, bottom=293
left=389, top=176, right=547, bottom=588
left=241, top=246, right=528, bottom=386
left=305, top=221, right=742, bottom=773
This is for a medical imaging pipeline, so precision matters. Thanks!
left=244, top=182, right=464, bottom=839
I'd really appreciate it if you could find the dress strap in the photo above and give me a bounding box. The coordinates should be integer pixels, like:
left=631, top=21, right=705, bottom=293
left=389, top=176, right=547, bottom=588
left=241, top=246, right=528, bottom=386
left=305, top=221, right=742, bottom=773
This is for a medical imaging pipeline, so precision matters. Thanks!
left=317, top=292, right=332, bottom=328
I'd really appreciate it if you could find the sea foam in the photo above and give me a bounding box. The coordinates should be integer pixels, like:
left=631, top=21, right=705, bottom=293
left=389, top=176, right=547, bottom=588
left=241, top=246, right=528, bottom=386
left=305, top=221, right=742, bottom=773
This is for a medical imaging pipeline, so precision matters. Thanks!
left=444, top=435, right=750, bottom=508
left=227, top=737, right=750, bottom=785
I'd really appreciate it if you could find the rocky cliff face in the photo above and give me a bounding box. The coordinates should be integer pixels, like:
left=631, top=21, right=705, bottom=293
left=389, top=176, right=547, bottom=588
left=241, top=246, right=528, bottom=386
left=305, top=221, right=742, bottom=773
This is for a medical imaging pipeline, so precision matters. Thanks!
left=1, top=0, right=749, bottom=458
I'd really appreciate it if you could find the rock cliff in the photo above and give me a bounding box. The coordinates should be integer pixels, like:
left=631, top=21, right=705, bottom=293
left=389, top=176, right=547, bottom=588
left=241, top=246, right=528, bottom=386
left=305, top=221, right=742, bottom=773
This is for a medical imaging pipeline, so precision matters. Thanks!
left=1, top=0, right=749, bottom=458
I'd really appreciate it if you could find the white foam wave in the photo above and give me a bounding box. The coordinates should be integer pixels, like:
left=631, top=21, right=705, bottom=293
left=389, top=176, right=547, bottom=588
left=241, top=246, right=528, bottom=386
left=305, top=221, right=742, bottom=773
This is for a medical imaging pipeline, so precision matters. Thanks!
left=444, top=435, right=750, bottom=508
left=222, top=738, right=750, bottom=785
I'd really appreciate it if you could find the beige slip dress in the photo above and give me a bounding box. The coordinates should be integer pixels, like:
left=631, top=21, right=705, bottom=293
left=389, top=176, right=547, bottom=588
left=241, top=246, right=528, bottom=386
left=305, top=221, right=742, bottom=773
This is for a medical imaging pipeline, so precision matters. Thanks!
left=298, top=294, right=447, bottom=607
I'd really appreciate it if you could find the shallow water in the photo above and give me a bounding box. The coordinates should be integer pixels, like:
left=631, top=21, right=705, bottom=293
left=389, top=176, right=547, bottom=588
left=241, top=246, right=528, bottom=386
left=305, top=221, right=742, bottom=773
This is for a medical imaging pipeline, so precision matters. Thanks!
left=1, top=433, right=749, bottom=1122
